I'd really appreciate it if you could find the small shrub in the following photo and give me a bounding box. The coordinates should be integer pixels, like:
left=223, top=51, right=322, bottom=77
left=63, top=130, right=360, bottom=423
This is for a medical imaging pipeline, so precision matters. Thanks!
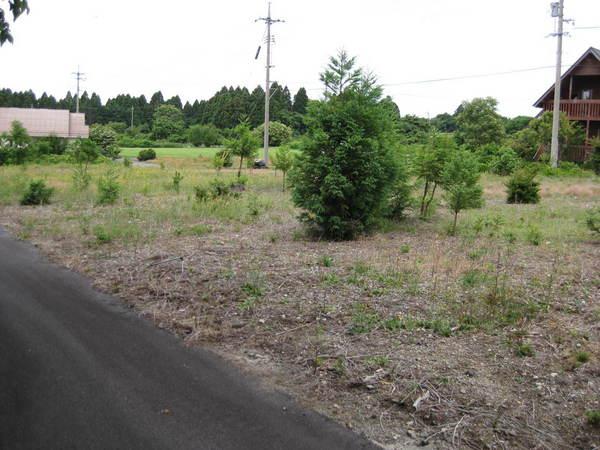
left=194, top=186, right=209, bottom=202
left=365, top=355, right=389, bottom=368
left=321, top=273, right=340, bottom=285
left=400, top=243, right=410, bottom=254
left=247, top=195, right=261, bottom=217
left=241, top=272, right=265, bottom=298
left=385, top=170, right=413, bottom=220
left=172, top=171, right=183, bottom=193
left=20, top=180, right=54, bottom=205
left=138, top=148, right=157, bottom=161
left=526, top=225, right=542, bottom=246
left=319, top=255, right=333, bottom=267
left=586, top=208, right=600, bottom=235
left=586, top=410, right=600, bottom=427
left=188, top=224, right=211, bottom=236
left=271, top=146, right=295, bottom=190
left=516, top=343, right=535, bottom=357
left=461, top=269, right=486, bottom=287
left=72, top=165, right=92, bottom=191
left=214, top=148, right=233, bottom=168
left=209, top=178, right=232, bottom=198
left=442, top=149, right=484, bottom=234
left=123, top=156, right=132, bottom=168
left=574, top=351, right=590, bottom=364
left=93, top=225, right=112, bottom=244
left=97, top=169, right=120, bottom=205
left=348, top=303, right=380, bottom=335
left=506, top=168, right=540, bottom=204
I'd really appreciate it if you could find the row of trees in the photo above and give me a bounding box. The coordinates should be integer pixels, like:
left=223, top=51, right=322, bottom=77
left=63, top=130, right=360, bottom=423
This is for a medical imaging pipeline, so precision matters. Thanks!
left=0, top=85, right=310, bottom=132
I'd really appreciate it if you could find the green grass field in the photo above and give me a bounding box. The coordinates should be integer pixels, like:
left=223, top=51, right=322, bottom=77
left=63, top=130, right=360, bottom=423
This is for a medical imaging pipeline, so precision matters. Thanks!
left=120, top=146, right=284, bottom=160
left=120, top=147, right=219, bottom=159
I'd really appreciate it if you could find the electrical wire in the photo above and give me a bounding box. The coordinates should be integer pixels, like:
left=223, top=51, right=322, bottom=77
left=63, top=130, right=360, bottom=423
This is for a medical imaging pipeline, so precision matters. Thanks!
left=300, top=64, right=564, bottom=92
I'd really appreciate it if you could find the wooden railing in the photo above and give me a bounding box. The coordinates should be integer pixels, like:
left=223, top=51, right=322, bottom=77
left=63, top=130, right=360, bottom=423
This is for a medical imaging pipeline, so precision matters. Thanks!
left=533, top=144, right=593, bottom=163
left=561, top=145, right=594, bottom=162
left=542, top=100, right=600, bottom=120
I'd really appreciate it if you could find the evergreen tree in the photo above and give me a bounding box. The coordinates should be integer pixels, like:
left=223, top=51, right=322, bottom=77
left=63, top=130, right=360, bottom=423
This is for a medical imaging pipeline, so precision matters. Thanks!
left=291, top=52, right=398, bottom=240
left=292, top=87, right=309, bottom=114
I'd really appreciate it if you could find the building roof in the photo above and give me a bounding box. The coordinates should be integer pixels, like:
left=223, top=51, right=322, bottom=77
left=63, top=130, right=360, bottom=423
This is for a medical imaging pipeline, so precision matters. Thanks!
left=533, top=46, right=600, bottom=107
left=0, top=107, right=89, bottom=138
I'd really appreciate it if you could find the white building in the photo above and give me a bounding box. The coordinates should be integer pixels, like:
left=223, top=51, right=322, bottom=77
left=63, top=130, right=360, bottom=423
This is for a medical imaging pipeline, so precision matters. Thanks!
left=0, top=107, right=89, bottom=138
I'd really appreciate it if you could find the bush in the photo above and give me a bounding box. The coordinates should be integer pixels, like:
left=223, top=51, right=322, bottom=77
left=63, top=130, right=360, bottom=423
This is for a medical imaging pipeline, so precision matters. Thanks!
left=20, top=180, right=54, bottom=205
left=188, top=124, right=222, bottom=147
left=137, top=148, right=156, bottom=161
left=490, top=147, right=521, bottom=176
left=0, top=120, right=31, bottom=165
left=194, top=178, right=241, bottom=202
left=33, top=135, right=68, bottom=156
left=172, top=171, right=183, bottom=193
left=384, top=165, right=412, bottom=220
left=254, top=121, right=293, bottom=146
left=506, top=168, right=540, bottom=204
left=586, top=208, right=600, bottom=235
left=212, top=149, right=232, bottom=171
left=271, top=146, right=295, bottom=190
left=97, top=169, right=120, bottom=205
left=226, top=122, right=260, bottom=178
left=535, top=161, right=590, bottom=178
left=90, top=125, right=120, bottom=159
left=442, top=150, right=484, bottom=234
left=586, top=410, right=600, bottom=427
left=414, top=133, right=454, bottom=217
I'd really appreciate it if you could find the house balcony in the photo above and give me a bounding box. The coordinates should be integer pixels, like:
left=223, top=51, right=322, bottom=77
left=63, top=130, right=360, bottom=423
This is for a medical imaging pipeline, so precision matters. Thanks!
left=541, top=100, right=600, bottom=121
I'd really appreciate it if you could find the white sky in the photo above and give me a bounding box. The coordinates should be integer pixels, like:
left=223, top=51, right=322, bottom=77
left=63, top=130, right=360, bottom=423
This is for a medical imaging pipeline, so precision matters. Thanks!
left=1, top=0, right=599, bottom=118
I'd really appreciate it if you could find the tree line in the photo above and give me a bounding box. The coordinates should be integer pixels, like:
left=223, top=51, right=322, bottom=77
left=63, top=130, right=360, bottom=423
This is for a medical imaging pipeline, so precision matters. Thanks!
left=0, top=84, right=310, bottom=132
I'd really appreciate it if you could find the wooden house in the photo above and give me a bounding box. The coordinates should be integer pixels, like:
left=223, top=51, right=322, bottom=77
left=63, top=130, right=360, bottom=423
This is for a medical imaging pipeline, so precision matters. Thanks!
left=533, top=46, right=600, bottom=161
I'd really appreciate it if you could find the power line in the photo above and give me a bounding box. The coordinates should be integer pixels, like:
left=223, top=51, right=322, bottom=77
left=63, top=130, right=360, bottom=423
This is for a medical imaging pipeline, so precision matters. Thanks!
left=381, top=65, right=559, bottom=86
left=300, top=64, right=564, bottom=92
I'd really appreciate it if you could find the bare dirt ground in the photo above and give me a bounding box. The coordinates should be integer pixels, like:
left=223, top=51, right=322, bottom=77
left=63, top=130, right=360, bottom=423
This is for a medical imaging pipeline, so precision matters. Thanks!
left=2, top=208, right=598, bottom=450
left=1, top=166, right=599, bottom=449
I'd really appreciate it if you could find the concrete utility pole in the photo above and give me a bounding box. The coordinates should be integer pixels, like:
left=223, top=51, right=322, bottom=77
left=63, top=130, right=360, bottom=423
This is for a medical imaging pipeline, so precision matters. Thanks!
left=256, top=3, right=284, bottom=166
left=72, top=66, right=86, bottom=113
left=550, top=0, right=565, bottom=168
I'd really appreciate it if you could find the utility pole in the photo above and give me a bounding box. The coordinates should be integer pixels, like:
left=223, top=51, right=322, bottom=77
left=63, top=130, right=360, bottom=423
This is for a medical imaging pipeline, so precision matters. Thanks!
left=550, top=0, right=565, bottom=168
left=72, top=66, right=86, bottom=113
left=256, top=3, right=284, bottom=166
left=131, top=105, right=134, bottom=129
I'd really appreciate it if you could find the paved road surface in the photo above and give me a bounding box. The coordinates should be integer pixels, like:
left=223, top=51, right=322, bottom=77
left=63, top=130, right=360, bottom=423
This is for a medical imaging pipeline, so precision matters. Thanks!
left=0, top=229, right=379, bottom=450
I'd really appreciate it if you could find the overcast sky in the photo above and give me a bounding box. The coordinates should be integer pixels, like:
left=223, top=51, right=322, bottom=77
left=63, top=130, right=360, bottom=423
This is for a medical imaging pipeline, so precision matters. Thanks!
left=1, top=0, right=599, bottom=118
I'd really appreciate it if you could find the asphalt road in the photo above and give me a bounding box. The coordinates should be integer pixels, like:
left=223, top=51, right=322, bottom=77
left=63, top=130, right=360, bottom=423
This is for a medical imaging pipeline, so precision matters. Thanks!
left=0, top=229, right=379, bottom=450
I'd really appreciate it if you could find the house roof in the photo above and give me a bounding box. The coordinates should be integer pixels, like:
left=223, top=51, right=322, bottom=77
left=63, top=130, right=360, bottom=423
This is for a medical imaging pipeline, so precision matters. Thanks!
left=533, top=46, right=600, bottom=107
